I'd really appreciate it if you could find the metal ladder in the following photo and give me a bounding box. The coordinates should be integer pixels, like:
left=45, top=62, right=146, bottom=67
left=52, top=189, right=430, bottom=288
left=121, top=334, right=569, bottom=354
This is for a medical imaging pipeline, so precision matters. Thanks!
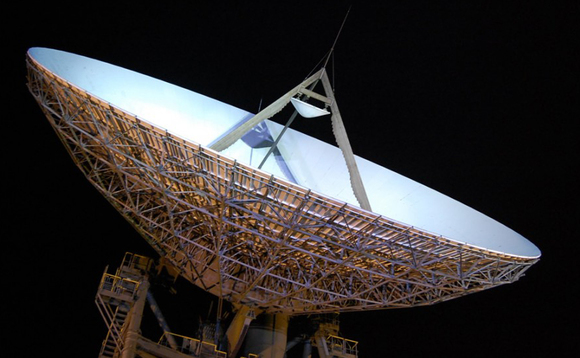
left=95, top=253, right=232, bottom=358
left=95, top=253, right=150, bottom=358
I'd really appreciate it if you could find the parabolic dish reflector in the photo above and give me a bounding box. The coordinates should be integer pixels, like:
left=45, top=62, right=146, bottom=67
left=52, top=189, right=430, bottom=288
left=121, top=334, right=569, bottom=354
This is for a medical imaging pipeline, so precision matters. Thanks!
left=27, top=47, right=539, bottom=314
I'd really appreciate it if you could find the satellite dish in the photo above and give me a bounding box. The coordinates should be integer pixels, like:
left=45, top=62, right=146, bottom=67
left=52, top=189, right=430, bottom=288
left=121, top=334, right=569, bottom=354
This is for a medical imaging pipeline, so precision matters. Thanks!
left=290, top=97, right=330, bottom=118
left=27, top=48, right=540, bottom=317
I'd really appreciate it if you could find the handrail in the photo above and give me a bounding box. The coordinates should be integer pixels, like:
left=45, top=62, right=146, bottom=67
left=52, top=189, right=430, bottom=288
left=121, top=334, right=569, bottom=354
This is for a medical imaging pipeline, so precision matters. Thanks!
left=158, top=332, right=227, bottom=358
left=326, top=334, right=358, bottom=355
left=99, top=272, right=141, bottom=298
left=122, top=252, right=153, bottom=273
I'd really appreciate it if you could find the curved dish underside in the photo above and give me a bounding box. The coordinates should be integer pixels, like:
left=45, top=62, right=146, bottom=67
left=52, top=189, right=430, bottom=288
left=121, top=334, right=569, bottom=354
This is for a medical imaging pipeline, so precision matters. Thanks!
left=27, top=49, right=539, bottom=314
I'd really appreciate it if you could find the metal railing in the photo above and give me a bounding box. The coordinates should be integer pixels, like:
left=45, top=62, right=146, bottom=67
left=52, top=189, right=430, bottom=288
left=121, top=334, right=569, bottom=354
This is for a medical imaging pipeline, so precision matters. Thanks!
left=158, top=332, right=227, bottom=358
left=327, top=334, right=358, bottom=356
left=99, top=271, right=140, bottom=300
left=118, top=252, right=153, bottom=275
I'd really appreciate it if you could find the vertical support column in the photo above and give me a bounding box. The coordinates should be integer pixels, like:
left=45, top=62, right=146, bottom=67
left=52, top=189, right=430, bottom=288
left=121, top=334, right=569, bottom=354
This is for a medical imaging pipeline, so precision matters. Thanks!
left=313, top=331, right=331, bottom=358
left=244, top=313, right=289, bottom=358
left=120, top=279, right=150, bottom=358
left=225, top=305, right=256, bottom=357
left=312, top=315, right=342, bottom=358
left=303, top=339, right=312, bottom=358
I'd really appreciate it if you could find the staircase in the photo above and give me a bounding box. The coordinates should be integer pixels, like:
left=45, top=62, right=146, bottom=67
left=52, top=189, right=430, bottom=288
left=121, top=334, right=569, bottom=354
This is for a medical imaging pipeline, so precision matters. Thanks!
left=95, top=253, right=150, bottom=358
left=98, top=303, right=131, bottom=357
left=95, top=254, right=359, bottom=358
left=95, top=253, right=234, bottom=358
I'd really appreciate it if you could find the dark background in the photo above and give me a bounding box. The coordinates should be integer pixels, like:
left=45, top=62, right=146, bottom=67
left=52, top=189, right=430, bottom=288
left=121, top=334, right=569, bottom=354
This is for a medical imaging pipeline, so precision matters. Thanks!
left=7, top=1, right=578, bottom=356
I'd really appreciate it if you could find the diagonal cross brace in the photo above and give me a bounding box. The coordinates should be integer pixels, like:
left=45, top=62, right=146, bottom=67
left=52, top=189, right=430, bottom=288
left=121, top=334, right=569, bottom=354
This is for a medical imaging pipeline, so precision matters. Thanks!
left=208, top=68, right=325, bottom=152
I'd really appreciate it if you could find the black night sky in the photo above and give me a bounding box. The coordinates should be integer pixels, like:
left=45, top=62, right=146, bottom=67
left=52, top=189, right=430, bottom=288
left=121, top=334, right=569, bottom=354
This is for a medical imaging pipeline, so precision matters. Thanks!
left=7, top=1, right=579, bottom=357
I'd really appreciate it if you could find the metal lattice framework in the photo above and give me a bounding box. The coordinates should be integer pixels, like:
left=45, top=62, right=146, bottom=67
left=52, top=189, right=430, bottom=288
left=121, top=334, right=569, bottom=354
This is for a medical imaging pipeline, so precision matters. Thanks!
left=27, top=54, right=538, bottom=315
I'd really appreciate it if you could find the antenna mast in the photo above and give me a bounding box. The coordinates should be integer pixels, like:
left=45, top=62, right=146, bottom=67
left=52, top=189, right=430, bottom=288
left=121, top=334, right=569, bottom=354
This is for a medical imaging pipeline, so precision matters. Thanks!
left=323, top=6, right=351, bottom=70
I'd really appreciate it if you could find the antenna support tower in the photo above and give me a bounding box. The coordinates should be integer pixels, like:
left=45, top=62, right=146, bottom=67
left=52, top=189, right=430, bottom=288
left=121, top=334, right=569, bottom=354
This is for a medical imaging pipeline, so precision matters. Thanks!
left=96, top=252, right=356, bottom=358
left=26, top=47, right=539, bottom=358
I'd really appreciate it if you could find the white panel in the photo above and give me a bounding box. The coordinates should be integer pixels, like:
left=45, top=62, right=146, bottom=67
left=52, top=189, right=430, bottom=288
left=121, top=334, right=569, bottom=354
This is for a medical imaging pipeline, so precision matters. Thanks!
left=28, top=48, right=251, bottom=146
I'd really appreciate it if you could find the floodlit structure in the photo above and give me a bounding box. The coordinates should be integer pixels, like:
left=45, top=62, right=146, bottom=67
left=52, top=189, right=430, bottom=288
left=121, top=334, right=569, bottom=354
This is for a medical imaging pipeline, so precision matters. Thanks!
left=27, top=48, right=540, bottom=358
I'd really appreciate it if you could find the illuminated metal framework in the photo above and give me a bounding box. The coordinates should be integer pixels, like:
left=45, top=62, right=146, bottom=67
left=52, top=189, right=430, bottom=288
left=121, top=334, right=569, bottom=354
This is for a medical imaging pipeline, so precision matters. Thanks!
left=95, top=252, right=231, bottom=358
left=27, top=55, right=538, bottom=315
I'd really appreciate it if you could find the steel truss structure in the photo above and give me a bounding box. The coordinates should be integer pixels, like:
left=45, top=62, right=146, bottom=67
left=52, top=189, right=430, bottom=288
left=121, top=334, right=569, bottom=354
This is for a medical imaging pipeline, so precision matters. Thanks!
left=27, top=54, right=538, bottom=316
